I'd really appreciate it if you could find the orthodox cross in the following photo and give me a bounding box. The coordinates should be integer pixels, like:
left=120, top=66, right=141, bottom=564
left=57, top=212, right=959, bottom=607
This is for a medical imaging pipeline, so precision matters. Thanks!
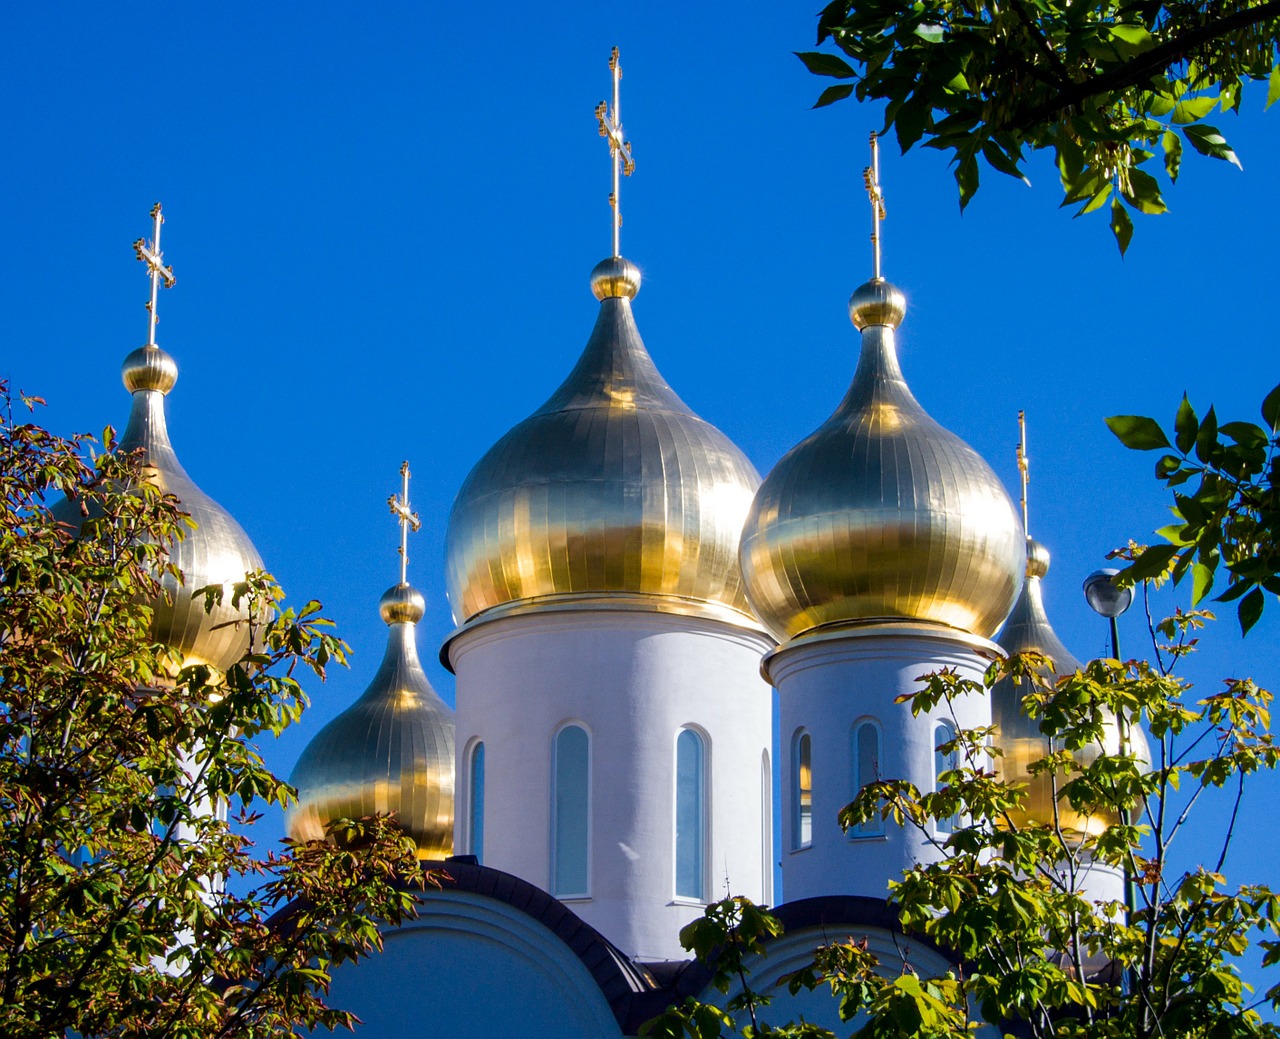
left=595, top=46, right=635, bottom=258
left=133, top=203, right=176, bottom=347
left=388, top=461, right=422, bottom=586
left=1017, top=410, right=1030, bottom=535
left=862, top=133, right=887, bottom=280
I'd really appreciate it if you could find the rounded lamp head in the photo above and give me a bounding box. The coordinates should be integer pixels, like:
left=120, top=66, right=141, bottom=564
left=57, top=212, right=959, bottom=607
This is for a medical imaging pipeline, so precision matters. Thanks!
left=1083, top=568, right=1132, bottom=619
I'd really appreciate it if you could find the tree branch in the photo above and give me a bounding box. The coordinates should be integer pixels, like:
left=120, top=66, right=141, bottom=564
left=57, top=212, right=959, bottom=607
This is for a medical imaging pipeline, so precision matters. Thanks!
left=1007, top=0, right=1280, bottom=129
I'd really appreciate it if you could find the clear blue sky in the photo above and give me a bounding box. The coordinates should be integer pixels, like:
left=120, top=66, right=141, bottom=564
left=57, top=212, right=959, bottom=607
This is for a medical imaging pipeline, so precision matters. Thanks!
left=3, top=1, right=1276, bottom=1009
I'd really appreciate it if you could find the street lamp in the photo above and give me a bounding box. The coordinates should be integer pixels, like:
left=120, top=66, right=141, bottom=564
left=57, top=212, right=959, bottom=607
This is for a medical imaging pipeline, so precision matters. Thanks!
left=1083, top=567, right=1132, bottom=658
left=1083, top=565, right=1138, bottom=974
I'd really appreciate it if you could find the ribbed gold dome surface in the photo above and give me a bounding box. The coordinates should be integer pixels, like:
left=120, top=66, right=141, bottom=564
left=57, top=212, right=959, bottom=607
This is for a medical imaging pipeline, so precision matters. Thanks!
left=288, top=583, right=456, bottom=859
left=55, top=345, right=264, bottom=671
left=444, top=257, right=763, bottom=632
left=739, top=278, right=1024, bottom=644
left=992, top=539, right=1150, bottom=836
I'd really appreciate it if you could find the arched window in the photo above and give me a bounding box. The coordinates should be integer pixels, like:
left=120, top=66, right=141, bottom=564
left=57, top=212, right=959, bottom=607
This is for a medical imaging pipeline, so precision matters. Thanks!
left=761, top=749, right=773, bottom=905
left=552, top=724, right=590, bottom=897
left=935, top=721, right=960, bottom=835
left=674, top=728, right=707, bottom=900
left=851, top=720, right=884, bottom=838
left=792, top=730, right=812, bottom=850
left=468, top=741, right=485, bottom=862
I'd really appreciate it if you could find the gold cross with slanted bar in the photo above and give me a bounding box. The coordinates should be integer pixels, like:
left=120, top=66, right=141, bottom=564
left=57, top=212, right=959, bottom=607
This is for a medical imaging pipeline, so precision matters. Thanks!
left=595, top=46, right=635, bottom=259
left=388, top=461, right=422, bottom=586
left=862, top=134, right=887, bottom=280
left=133, top=203, right=176, bottom=347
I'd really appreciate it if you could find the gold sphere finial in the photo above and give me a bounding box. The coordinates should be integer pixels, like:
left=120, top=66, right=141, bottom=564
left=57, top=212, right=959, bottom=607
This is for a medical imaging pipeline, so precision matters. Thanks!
left=380, top=583, right=426, bottom=625
left=848, top=277, right=906, bottom=330
left=121, top=344, right=179, bottom=394
left=1026, top=537, right=1050, bottom=579
left=591, top=255, right=641, bottom=300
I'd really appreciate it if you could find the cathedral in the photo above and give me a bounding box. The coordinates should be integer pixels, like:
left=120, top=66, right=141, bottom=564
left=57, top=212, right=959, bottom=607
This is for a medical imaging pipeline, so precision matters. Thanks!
left=80, top=51, right=1138, bottom=1039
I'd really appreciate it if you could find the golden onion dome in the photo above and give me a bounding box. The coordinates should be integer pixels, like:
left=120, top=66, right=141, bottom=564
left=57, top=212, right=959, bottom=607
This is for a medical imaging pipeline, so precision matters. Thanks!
left=55, top=345, right=265, bottom=672
left=443, top=257, right=764, bottom=643
left=288, top=582, right=456, bottom=859
left=739, top=277, right=1024, bottom=645
left=992, top=538, right=1151, bottom=836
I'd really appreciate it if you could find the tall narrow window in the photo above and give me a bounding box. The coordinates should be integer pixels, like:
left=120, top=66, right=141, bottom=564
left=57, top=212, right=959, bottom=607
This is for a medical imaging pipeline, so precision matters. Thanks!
left=675, top=728, right=707, bottom=900
left=792, top=730, right=812, bottom=849
left=468, top=741, right=485, bottom=862
left=761, top=750, right=773, bottom=905
left=851, top=721, right=884, bottom=838
left=552, top=725, right=590, bottom=897
left=935, top=722, right=960, bottom=835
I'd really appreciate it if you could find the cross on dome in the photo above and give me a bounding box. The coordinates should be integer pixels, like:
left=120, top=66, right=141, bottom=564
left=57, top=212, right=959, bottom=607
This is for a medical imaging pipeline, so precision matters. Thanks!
left=132, top=203, right=176, bottom=347
left=388, top=461, right=422, bottom=586
left=862, top=133, right=887, bottom=280
left=595, top=46, right=635, bottom=259
left=1017, top=410, right=1030, bottom=536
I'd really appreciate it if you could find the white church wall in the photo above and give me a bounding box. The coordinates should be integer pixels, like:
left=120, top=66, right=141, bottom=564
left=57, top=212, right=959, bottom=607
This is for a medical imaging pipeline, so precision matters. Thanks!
left=449, top=609, right=774, bottom=961
left=770, top=628, right=999, bottom=904
left=320, top=890, right=625, bottom=1039
left=705, top=916, right=962, bottom=1034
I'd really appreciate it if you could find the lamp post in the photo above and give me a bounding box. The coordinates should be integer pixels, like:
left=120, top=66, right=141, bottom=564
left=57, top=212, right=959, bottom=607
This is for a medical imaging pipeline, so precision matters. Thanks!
left=1083, top=568, right=1133, bottom=659
left=1083, top=566, right=1137, bottom=989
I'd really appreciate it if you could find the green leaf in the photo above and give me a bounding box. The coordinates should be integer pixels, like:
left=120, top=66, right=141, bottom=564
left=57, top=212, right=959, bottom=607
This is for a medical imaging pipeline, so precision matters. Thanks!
left=1122, top=167, right=1167, bottom=214
left=1078, top=181, right=1112, bottom=215
left=1070, top=176, right=1111, bottom=213
left=1191, top=561, right=1215, bottom=604
left=1239, top=587, right=1264, bottom=634
left=1110, top=196, right=1133, bottom=255
left=956, top=153, right=979, bottom=210
left=1171, top=96, right=1218, bottom=124
left=1195, top=405, right=1219, bottom=462
left=1106, top=414, right=1171, bottom=451
left=1183, top=124, right=1243, bottom=169
left=1109, top=23, right=1152, bottom=47
left=1261, top=381, right=1280, bottom=433
left=1174, top=395, right=1198, bottom=453
left=915, top=23, right=945, bottom=43
left=1162, top=129, right=1182, bottom=182
left=1268, top=66, right=1280, bottom=110
left=981, top=140, right=1028, bottom=183
left=813, top=83, right=855, bottom=108
left=794, top=51, right=857, bottom=79
left=895, top=97, right=929, bottom=152
left=1130, top=543, right=1179, bottom=580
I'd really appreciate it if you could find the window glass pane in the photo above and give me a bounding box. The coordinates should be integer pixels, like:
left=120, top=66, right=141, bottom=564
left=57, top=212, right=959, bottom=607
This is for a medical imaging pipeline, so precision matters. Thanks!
left=553, top=726, right=589, bottom=896
left=675, top=729, right=705, bottom=899
left=853, top=723, right=884, bottom=837
left=794, top=732, right=812, bottom=849
left=935, top=723, right=960, bottom=835
left=761, top=750, right=773, bottom=905
left=469, top=742, right=485, bottom=862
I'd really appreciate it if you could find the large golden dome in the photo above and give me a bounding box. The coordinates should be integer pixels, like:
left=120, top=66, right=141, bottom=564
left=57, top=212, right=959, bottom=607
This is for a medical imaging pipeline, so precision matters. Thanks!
left=288, top=583, right=456, bottom=859
left=739, top=278, right=1024, bottom=644
left=56, top=344, right=265, bottom=672
left=444, top=257, right=764, bottom=639
left=992, top=539, right=1150, bottom=836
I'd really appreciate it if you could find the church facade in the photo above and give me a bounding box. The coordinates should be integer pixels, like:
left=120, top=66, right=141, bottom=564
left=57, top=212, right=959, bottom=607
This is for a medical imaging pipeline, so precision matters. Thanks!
left=87, top=56, right=1130, bottom=1039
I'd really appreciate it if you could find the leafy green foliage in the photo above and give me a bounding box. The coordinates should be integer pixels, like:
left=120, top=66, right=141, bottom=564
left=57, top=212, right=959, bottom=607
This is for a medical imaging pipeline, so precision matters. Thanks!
left=1107, top=384, right=1280, bottom=633
left=644, top=625, right=1278, bottom=1039
left=798, top=0, right=1280, bottom=252
left=0, top=385, right=426, bottom=1038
